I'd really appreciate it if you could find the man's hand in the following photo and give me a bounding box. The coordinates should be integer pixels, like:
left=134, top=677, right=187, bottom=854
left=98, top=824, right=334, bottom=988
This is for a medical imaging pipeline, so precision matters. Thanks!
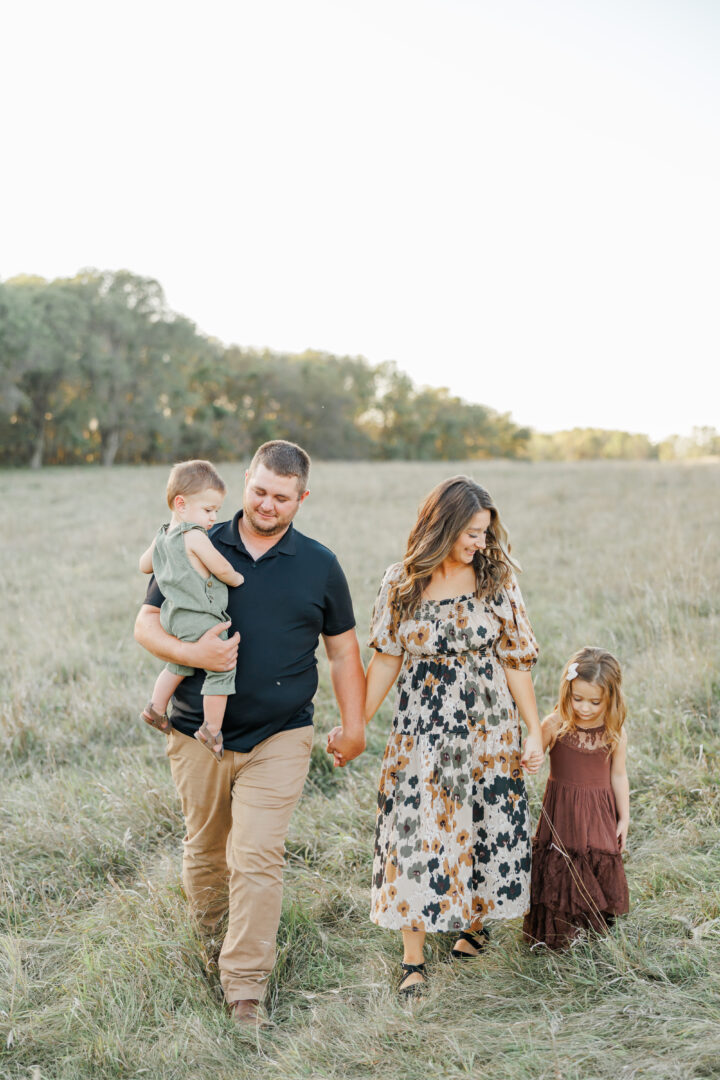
left=326, top=725, right=365, bottom=768
left=135, top=605, right=240, bottom=672
left=322, top=629, right=366, bottom=767
left=191, top=622, right=240, bottom=671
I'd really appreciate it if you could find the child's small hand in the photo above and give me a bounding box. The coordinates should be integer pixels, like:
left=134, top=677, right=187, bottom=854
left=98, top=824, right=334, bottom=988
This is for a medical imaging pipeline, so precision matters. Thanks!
left=616, top=819, right=629, bottom=853
left=520, top=734, right=544, bottom=774
left=230, top=570, right=244, bottom=588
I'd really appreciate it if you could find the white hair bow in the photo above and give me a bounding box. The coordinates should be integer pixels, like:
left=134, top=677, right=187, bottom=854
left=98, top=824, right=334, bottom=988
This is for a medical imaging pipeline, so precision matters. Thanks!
left=566, top=662, right=579, bottom=681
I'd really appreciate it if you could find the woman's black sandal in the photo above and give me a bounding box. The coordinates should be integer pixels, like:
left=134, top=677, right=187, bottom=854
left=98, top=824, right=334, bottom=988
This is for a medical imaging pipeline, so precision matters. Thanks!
left=450, top=928, right=490, bottom=960
left=398, top=961, right=427, bottom=998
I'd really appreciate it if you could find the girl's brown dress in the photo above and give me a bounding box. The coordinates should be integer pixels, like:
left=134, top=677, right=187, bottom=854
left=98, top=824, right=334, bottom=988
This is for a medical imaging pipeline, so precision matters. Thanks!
left=523, top=723, right=629, bottom=949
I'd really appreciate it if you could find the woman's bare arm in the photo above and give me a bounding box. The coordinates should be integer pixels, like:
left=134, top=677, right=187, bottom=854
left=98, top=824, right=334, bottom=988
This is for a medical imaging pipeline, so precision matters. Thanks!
left=364, top=651, right=404, bottom=723
left=504, top=667, right=544, bottom=773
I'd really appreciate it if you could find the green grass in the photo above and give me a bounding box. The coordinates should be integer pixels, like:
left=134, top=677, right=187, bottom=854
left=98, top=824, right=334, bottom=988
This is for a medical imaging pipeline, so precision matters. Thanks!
left=1, top=461, right=719, bottom=1079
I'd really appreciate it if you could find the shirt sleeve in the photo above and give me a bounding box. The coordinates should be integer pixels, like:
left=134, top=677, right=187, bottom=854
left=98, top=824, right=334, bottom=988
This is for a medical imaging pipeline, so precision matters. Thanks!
left=143, top=574, right=165, bottom=609
left=367, top=563, right=404, bottom=656
left=321, top=556, right=356, bottom=636
left=493, top=571, right=538, bottom=670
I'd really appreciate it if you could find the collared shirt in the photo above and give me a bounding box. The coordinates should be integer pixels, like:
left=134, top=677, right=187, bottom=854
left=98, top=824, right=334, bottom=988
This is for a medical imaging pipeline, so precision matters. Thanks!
left=143, top=509, right=356, bottom=752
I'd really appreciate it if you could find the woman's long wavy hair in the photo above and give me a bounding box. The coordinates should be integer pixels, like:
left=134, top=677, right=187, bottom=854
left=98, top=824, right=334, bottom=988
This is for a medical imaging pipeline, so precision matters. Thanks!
left=557, top=646, right=626, bottom=750
left=390, top=476, right=519, bottom=622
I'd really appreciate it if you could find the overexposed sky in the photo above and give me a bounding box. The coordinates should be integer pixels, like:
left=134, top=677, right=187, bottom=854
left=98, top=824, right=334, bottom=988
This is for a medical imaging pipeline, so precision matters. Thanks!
left=2, top=0, right=718, bottom=440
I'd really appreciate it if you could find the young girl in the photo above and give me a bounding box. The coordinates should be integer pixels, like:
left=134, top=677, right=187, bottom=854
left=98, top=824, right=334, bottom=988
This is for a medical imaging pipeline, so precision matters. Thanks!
left=139, top=459, right=244, bottom=760
left=523, top=646, right=630, bottom=950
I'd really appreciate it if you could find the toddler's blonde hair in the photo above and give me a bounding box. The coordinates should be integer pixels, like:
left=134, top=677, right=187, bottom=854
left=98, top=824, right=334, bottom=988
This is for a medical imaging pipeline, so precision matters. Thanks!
left=166, top=460, right=227, bottom=509
left=557, top=646, right=626, bottom=750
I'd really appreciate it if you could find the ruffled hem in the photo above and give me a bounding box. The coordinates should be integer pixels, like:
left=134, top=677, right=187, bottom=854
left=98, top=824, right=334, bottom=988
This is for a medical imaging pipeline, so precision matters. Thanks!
left=527, top=840, right=629, bottom=934
left=523, top=902, right=618, bottom=951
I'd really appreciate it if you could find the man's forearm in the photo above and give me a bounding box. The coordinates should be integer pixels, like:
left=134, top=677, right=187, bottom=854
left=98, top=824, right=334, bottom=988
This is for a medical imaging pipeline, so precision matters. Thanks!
left=135, top=605, right=238, bottom=671
left=328, top=652, right=366, bottom=745
left=134, top=606, right=195, bottom=666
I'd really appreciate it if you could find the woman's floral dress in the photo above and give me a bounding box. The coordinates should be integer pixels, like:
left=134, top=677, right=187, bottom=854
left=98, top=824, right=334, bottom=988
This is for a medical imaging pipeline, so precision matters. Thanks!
left=369, top=562, right=538, bottom=933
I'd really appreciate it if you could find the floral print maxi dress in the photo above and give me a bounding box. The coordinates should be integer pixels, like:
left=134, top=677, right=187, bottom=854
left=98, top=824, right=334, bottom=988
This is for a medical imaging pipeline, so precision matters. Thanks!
left=369, top=562, right=539, bottom=933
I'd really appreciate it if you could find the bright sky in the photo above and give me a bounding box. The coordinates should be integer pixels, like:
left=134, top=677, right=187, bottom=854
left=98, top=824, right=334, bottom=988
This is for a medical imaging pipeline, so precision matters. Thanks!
left=2, top=0, right=718, bottom=440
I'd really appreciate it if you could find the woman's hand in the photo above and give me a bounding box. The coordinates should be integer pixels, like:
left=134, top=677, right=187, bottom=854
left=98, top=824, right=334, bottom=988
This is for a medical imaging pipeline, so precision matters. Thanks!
left=520, top=733, right=544, bottom=773
left=616, top=818, right=629, bottom=853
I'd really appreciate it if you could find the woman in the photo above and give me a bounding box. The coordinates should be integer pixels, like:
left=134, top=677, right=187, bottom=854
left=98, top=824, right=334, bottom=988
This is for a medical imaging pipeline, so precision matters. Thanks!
left=362, top=476, right=543, bottom=995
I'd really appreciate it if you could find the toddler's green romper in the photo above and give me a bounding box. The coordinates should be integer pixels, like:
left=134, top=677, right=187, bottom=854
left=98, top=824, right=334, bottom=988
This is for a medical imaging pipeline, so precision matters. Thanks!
left=152, top=521, right=236, bottom=696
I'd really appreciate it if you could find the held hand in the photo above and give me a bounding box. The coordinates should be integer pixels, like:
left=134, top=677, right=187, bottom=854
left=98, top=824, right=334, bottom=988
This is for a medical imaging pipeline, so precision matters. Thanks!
left=616, top=819, right=629, bottom=853
left=326, top=725, right=366, bottom=768
left=520, top=733, right=544, bottom=774
left=192, top=622, right=240, bottom=671
left=326, top=727, right=345, bottom=767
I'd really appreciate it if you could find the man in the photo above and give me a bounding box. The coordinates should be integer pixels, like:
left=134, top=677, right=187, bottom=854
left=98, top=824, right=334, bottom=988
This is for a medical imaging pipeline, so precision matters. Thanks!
left=134, top=440, right=365, bottom=1025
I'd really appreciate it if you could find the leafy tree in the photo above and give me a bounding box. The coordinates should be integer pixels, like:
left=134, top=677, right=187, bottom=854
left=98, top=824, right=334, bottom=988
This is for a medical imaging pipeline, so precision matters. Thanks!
left=529, top=428, right=657, bottom=462
left=0, top=267, right=543, bottom=466
left=0, top=276, right=87, bottom=467
left=191, top=347, right=378, bottom=461
left=76, top=269, right=205, bottom=465
left=365, top=363, right=530, bottom=460
left=657, top=426, right=720, bottom=461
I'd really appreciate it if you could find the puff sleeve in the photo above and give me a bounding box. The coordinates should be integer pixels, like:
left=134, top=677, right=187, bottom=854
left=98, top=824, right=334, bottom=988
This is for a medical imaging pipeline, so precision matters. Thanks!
left=493, top=571, right=538, bottom=670
left=367, top=562, right=405, bottom=656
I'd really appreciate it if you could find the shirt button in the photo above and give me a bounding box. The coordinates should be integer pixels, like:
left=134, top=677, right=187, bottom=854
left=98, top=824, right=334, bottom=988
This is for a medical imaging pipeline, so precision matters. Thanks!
left=207, top=580, right=213, bottom=587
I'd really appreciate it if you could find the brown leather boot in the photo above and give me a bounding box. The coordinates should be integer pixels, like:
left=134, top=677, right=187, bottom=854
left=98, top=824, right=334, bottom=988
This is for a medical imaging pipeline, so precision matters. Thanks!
left=228, top=999, right=268, bottom=1027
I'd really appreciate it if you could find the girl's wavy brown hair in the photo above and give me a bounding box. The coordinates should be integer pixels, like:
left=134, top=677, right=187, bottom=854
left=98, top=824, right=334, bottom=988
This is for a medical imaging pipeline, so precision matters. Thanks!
left=557, top=646, right=626, bottom=750
left=390, top=476, right=519, bottom=622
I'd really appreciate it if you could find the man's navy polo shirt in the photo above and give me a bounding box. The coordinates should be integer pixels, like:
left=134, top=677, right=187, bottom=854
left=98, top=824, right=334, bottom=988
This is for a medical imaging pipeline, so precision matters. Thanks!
left=143, top=510, right=356, bottom=752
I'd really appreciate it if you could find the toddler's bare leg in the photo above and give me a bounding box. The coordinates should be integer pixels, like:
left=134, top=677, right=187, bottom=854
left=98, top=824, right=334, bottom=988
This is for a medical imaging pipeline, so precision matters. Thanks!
left=151, top=669, right=185, bottom=715
left=203, top=696, right=228, bottom=754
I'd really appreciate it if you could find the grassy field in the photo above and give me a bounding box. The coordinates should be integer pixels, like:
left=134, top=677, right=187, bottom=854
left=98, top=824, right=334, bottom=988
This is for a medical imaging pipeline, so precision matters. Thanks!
left=1, top=460, right=719, bottom=1080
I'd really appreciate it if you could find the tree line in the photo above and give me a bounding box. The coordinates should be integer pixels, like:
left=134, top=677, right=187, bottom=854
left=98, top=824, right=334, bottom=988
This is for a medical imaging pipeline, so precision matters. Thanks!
left=528, top=427, right=720, bottom=462
left=0, top=270, right=530, bottom=467
left=0, top=270, right=714, bottom=466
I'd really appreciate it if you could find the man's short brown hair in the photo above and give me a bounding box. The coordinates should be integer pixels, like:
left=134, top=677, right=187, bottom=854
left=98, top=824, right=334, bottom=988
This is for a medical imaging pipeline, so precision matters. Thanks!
left=166, top=459, right=227, bottom=509
left=248, top=441, right=311, bottom=493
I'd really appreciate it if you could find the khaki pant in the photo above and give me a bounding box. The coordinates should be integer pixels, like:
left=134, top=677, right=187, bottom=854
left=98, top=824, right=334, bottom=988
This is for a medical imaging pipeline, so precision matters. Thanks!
left=166, top=723, right=314, bottom=1003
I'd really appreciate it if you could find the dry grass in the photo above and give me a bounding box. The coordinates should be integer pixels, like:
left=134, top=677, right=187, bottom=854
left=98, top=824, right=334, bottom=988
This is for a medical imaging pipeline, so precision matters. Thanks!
left=1, top=460, right=719, bottom=1079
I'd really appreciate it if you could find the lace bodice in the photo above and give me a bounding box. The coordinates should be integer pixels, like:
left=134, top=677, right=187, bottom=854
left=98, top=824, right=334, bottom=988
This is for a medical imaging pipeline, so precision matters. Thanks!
left=557, top=724, right=609, bottom=754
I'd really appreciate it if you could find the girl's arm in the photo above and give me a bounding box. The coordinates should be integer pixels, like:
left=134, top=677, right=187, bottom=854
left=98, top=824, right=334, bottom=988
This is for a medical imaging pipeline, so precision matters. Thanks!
left=139, top=537, right=156, bottom=574
left=504, top=667, right=544, bottom=773
left=541, top=711, right=562, bottom=752
left=186, top=531, right=244, bottom=587
left=610, top=728, right=630, bottom=852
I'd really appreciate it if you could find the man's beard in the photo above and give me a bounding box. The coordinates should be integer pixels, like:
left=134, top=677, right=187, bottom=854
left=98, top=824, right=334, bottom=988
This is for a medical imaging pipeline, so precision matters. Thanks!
left=244, top=507, right=287, bottom=536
